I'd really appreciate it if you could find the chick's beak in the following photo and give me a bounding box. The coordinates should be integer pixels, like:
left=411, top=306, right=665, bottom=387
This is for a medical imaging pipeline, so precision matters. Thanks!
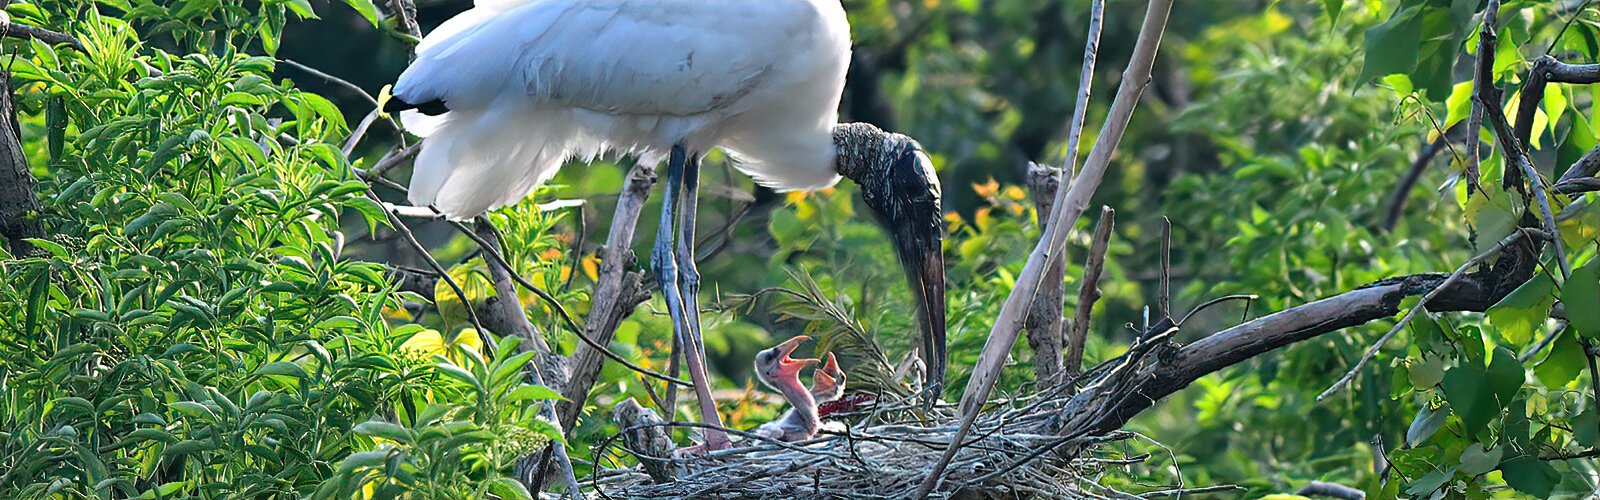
left=771, top=335, right=818, bottom=379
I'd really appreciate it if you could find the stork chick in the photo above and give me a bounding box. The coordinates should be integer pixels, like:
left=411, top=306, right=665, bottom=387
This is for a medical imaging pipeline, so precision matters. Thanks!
left=753, top=336, right=847, bottom=442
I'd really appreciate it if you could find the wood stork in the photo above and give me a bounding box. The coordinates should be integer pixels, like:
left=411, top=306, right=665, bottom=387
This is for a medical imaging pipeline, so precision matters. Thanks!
left=382, top=0, right=947, bottom=451
left=752, top=336, right=846, bottom=442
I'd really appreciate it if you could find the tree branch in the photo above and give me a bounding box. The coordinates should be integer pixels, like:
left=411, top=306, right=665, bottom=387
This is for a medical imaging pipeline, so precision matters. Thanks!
left=1067, top=206, right=1115, bottom=378
left=1066, top=224, right=1543, bottom=434
left=558, top=162, right=659, bottom=431
left=0, top=21, right=81, bottom=51
left=1024, top=163, right=1068, bottom=383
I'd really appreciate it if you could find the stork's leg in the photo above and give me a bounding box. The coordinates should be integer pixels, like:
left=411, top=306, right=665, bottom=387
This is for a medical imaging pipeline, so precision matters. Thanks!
left=677, top=153, right=707, bottom=367
left=650, top=145, right=730, bottom=450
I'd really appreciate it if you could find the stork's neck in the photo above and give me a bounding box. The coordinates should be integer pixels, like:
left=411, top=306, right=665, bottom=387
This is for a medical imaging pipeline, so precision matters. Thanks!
left=776, top=377, right=820, bottom=432
left=831, top=122, right=901, bottom=183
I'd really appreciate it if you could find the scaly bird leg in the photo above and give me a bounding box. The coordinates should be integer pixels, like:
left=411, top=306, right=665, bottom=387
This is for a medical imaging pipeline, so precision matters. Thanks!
left=652, top=145, right=730, bottom=451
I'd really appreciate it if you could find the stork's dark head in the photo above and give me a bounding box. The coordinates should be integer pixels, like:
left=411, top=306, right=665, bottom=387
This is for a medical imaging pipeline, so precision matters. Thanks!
left=832, top=123, right=947, bottom=397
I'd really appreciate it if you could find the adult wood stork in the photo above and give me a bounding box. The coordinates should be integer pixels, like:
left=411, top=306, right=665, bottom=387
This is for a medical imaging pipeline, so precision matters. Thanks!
left=383, top=0, right=947, bottom=451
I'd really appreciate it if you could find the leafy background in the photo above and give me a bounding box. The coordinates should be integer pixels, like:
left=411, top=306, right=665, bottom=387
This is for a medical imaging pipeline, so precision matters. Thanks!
left=1, top=0, right=1598, bottom=498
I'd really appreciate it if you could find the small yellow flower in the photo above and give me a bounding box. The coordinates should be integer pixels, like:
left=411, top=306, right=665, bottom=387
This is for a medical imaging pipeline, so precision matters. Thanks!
left=972, top=178, right=1000, bottom=198
left=1003, top=186, right=1027, bottom=201
left=539, top=247, right=563, bottom=261
left=581, top=254, right=601, bottom=281
left=974, top=207, right=994, bottom=231
left=785, top=191, right=808, bottom=204
left=1008, top=203, right=1026, bottom=216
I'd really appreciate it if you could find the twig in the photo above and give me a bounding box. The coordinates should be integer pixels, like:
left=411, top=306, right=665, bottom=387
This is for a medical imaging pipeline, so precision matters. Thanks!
left=282, top=58, right=378, bottom=107
left=344, top=110, right=380, bottom=157
left=1483, top=88, right=1571, bottom=279
left=389, top=0, right=422, bottom=44
left=1514, top=55, right=1600, bottom=149
left=361, top=144, right=421, bottom=180
left=1139, top=485, right=1245, bottom=498
left=1555, top=145, right=1600, bottom=188
left=1316, top=228, right=1542, bottom=401
left=370, top=191, right=493, bottom=349
left=1296, top=480, right=1367, bottom=500
left=475, top=224, right=581, bottom=498
left=1584, top=338, right=1600, bottom=462
left=1067, top=207, right=1115, bottom=378
left=1554, top=177, right=1600, bottom=195
left=1465, top=0, right=1499, bottom=197
left=1158, top=217, right=1171, bottom=317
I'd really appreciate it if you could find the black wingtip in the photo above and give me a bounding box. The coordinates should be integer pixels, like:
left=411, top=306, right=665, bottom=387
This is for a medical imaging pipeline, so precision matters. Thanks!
left=384, top=96, right=450, bottom=116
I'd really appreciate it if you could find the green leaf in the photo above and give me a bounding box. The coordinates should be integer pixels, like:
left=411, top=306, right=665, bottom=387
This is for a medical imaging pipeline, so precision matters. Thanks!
left=1406, top=402, right=1450, bottom=448
left=170, top=401, right=217, bottom=422
left=1440, top=81, right=1475, bottom=132
left=1443, top=347, right=1522, bottom=436
left=353, top=421, right=413, bottom=444
left=1565, top=257, right=1600, bottom=338
left=163, top=439, right=216, bottom=456
left=284, top=0, right=315, bottom=18
left=505, top=384, right=565, bottom=403
left=1457, top=442, right=1501, bottom=475
left=1322, top=0, right=1342, bottom=26
left=256, top=361, right=309, bottom=379
left=1487, top=272, right=1556, bottom=347
left=1500, top=457, right=1560, bottom=497
left=23, top=238, right=70, bottom=259
left=340, top=0, right=381, bottom=27
left=1535, top=327, right=1587, bottom=387
left=489, top=478, right=534, bottom=500
left=1357, top=7, right=1422, bottom=88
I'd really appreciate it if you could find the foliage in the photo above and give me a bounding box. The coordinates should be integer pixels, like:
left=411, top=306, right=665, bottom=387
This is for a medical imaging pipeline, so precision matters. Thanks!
left=6, top=0, right=1600, bottom=498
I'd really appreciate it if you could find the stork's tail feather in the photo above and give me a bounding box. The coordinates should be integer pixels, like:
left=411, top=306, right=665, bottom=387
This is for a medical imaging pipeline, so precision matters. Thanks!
left=406, top=103, right=594, bottom=219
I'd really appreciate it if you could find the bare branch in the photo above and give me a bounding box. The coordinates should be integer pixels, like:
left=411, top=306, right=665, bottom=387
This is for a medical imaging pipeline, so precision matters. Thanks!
left=361, top=144, right=421, bottom=180
left=1067, top=207, right=1115, bottom=378
left=559, top=162, right=659, bottom=430
left=1024, top=163, right=1068, bottom=383
left=473, top=222, right=580, bottom=498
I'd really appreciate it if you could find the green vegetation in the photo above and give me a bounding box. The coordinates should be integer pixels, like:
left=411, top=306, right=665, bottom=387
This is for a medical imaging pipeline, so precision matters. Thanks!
left=1, top=0, right=1598, bottom=498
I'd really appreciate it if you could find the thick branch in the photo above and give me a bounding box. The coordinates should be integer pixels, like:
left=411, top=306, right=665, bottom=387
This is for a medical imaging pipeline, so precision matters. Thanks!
left=1515, top=56, right=1600, bottom=148
left=557, top=162, right=657, bottom=431
left=1077, top=224, right=1542, bottom=433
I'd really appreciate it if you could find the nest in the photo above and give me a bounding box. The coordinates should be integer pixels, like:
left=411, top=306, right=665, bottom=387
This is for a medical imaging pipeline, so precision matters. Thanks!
left=587, top=335, right=1192, bottom=500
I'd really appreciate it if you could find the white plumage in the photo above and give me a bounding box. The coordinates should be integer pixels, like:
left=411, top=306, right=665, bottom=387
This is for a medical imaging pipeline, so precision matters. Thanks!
left=393, top=0, right=853, bottom=217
